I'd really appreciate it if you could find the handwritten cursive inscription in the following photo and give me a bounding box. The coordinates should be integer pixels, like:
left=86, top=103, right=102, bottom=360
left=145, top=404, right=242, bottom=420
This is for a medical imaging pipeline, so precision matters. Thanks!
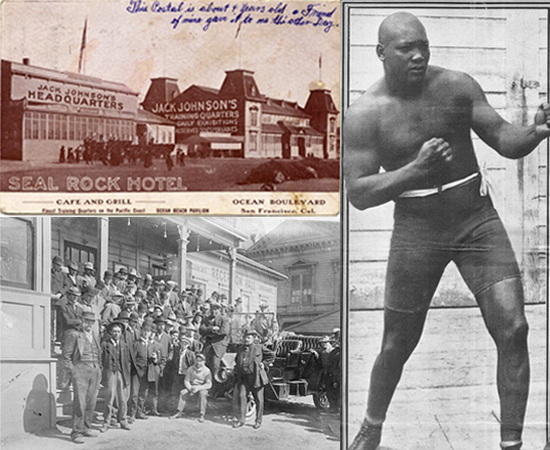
left=125, top=0, right=338, bottom=33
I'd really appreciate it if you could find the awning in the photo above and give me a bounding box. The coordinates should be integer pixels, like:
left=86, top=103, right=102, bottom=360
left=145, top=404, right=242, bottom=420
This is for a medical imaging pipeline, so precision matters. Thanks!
left=182, top=134, right=243, bottom=150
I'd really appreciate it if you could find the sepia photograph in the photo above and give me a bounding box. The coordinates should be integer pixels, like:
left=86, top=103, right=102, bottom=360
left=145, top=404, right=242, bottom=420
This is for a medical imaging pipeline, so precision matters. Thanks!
left=0, top=0, right=340, bottom=215
left=0, top=216, right=341, bottom=448
left=342, top=4, right=549, bottom=450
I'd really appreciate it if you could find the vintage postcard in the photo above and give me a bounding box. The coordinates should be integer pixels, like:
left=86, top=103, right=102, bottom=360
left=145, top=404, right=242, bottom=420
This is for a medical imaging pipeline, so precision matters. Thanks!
left=0, top=215, right=341, bottom=447
left=0, top=0, right=340, bottom=215
left=342, top=3, right=548, bottom=450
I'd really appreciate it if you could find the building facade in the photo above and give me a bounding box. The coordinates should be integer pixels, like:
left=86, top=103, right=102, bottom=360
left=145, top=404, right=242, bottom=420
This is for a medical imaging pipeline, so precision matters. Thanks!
left=141, top=69, right=339, bottom=159
left=245, top=220, right=341, bottom=333
left=1, top=59, right=174, bottom=161
left=0, top=216, right=285, bottom=439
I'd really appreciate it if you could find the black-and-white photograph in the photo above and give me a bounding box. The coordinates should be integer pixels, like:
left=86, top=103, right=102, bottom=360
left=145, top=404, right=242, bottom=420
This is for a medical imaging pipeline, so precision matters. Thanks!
left=342, top=4, right=549, bottom=450
left=0, top=216, right=341, bottom=448
left=0, top=0, right=340, bottom=214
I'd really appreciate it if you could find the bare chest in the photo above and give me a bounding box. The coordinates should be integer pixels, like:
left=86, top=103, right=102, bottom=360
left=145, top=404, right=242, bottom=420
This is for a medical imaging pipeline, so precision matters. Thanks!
left=377, top=94, right=471, bottom=169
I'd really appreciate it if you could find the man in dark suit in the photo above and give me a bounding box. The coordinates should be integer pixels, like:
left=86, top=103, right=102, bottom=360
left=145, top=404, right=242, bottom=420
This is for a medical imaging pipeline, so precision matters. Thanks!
left=62, top=311, right=102, bottom=444
left=200, top=303, right=230, bottom=395
left=136, top=323, right=163, bottom=418
left=59, top=286, right=84, bottom=336
left=100, top=321, right=131, bottom=432
left=232, top=330, right=274, bottom=429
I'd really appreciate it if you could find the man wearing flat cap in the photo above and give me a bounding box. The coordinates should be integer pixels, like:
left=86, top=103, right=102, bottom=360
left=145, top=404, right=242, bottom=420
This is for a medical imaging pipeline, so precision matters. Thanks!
left=100, top=321, right=131, bottom=432
left=232, top=330, right=274, bottom=429
left=62, top=311, right=102, bottom=443
left=170, top=352, right=212, bottom=422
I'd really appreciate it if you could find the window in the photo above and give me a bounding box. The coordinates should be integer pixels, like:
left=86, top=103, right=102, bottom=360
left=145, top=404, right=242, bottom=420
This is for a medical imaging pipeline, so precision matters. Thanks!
left=47, top=113, right=55, bottom=140
left=249, top=106, right=259, bottom=127
left=330, top=117, right=336, bottom=134
left=38, top=113, right=47, bottom=140
left=249, top=131, right=257, bottom=151
left=1, top=218, right=34, bottom=289
left=64, top=241, right=97, bottom=268
left=68, top=116, right=76, bottom=140
left=289, top=263, right=313, bottom=304
left=151, top=263, right=167, bottom=277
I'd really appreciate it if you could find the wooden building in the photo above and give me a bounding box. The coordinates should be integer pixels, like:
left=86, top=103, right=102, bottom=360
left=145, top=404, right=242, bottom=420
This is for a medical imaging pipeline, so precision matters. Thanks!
left=141, top=69, right=339, bottom=159
left=1, top=59, right=174, bottom=161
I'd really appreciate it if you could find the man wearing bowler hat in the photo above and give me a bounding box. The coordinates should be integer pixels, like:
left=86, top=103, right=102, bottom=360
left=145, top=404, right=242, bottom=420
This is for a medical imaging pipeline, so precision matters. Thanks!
left=62, top=311, right=102, bottom=444
left=232, top=330, right=274, bottom=429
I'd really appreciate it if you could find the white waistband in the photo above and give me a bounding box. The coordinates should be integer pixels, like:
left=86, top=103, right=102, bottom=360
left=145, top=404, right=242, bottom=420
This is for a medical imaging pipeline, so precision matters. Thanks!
left=398, top=172, right=479, bottom=198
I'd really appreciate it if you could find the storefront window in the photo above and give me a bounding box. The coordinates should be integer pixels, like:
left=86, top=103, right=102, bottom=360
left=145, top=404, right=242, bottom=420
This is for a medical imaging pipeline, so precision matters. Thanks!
left=37, top=113, right=45, bottom=140
left=47, top=114, right=55, bottom=140
left=54, top=114, right=61, bottom=139
left=0, top=218, right=34, bottom=290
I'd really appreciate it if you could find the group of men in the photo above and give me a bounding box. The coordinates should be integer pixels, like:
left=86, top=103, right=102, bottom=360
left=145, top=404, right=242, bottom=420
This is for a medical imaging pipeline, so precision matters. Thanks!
left=57, top=136, right=181, bottom=169
left=51, top=258, right=280, bottom=443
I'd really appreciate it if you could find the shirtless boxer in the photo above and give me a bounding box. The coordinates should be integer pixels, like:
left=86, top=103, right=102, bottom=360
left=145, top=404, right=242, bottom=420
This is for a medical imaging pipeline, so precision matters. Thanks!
left=344, top=12, right=550, bottom=450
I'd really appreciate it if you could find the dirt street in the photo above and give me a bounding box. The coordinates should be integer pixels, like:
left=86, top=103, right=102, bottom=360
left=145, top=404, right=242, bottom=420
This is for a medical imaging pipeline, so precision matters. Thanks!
left=2, top=396, right=340, bottom=450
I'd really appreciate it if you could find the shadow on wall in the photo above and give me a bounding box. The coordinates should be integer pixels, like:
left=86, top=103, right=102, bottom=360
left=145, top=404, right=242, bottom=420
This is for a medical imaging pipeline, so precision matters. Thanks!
left=23, top=374, right=55, bottom=433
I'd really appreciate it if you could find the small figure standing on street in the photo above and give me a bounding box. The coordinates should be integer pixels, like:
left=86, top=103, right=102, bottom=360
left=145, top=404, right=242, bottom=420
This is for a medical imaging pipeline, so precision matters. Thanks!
left=170, top=352, right=212, bottom=422
left=61, top=311, right=102, bottom=444
left=232, top=330, right=275, bottom=429
left=344, top=11, right=550, bottom=450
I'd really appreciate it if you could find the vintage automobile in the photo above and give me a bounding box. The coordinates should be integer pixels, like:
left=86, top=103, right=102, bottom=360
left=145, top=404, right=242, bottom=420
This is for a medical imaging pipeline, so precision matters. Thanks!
left=215, top=329, right=336, bottom=413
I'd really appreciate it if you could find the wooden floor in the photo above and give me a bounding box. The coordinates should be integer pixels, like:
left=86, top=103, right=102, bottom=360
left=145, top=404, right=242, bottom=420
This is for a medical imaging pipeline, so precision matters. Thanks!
left=346, top=305, right=547, bottom=450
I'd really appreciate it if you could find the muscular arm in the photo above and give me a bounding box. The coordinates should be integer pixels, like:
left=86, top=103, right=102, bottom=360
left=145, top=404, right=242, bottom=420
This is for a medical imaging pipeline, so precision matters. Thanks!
left=343, top=98, right=451, bottom=210
left=469, top=74, right=550, bottom=159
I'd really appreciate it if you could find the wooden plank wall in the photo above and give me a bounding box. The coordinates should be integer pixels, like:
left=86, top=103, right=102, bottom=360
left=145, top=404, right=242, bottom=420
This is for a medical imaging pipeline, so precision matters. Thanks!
left=346, top=8, right=548, bottom=309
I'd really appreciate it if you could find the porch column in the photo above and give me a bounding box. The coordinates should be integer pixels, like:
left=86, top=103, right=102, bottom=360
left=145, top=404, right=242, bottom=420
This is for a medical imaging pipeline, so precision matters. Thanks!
left=176, top=223, right=190, bottom=290
left=98, top=217, right=109, bottom=277
left=226, top=247, right=237, bottom=304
